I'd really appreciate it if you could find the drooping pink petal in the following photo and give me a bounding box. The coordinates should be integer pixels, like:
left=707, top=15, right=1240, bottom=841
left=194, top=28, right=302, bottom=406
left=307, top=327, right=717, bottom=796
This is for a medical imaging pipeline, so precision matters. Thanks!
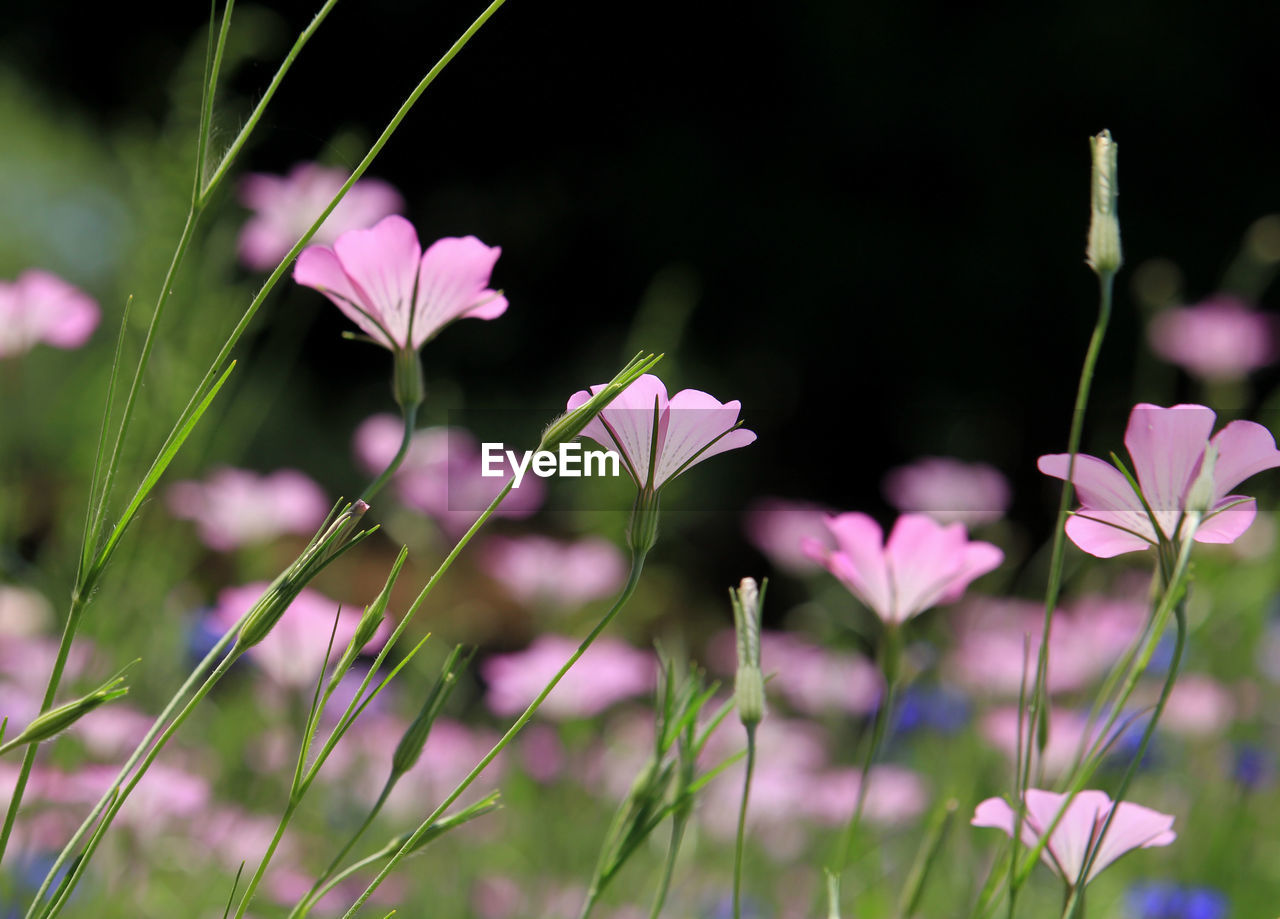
left=569, top=374, right=669, bottom=486
left=411, top=236, right=507, bottom=347
left=1194, top=495, right=1257, bottom=543
left=294, top=246, right=393, bottom=347
left=884, top=516, right=970, bottom=618
left=331, top=215, right=423, bottom=347
left=1082, top=799, right=1177, bottom=882
left=1123, top=404, right=1216, bottom=529
left=938, top=540, right=1006, bottom=604
left=822, top=513, right=893, bottom=620
left=652, top=390, right=753, bottom=488
left=1063, top=513, right=1155, bottom=557
left=1208, top=419, right=1280, bottom=498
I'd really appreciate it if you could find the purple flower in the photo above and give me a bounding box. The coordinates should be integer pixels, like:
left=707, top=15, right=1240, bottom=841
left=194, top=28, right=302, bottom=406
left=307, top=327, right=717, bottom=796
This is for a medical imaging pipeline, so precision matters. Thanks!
left=167, top=466, right=329, bottom=551
left=1039, top=403, right=1280, bottom=557
left=565, top=374, right=755, bottom=491
left=882, top=456, right=1011, bottom=526
left=237, top=163, right=403, bottom=270
left=295, top=214, right=505, bottom=353
left=803, top=513, right=1003, bottom=624
left=1147, top=294, right=1279, bottom=382
left=0, top=270, right=99, bottom=358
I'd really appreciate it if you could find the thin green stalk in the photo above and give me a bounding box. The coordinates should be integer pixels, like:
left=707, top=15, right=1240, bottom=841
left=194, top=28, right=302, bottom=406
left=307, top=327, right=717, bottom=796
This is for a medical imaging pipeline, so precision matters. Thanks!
left=732, top=725, right=757, bottom=919
left=359, top=405, right=418, bottom=504
left=833, top=676, right=897, bottom=874
left=338, top=552, right=649, bottom=919
left=1009, top=269, right=1114, bottom=911
left=290, top=784, right=393, bottom=918
left=647, top=814, right=689, bottom=919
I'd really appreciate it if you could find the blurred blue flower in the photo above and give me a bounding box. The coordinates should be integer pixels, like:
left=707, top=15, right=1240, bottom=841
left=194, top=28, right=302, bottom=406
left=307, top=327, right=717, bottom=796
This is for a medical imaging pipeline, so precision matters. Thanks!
left=705, top=894, right=766, bottom=919
left=1233, top=743, right=1275, bottom=791
left=892, top=685, right=970, bottom=736
left=1127, top=881, right=1228, bottom=919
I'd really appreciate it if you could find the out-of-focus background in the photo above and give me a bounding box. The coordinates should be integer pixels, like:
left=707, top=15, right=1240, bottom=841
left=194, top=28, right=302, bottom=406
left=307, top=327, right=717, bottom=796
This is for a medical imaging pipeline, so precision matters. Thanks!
left=4, top=2, right=1280, bottom=917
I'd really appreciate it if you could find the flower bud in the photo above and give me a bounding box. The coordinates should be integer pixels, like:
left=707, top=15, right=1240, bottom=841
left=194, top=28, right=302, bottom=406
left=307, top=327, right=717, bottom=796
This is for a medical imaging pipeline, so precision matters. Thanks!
left=731, top=576, right=765, bottom=728
left=1086, top=129, right=1122, bottom=276
left=391, top=646, right=470, bottom=777
left=626, top=488, right=662, bottom=556
left=539, top=352, right=662, bottom=453
left=0, top=675, right=128, bottom=754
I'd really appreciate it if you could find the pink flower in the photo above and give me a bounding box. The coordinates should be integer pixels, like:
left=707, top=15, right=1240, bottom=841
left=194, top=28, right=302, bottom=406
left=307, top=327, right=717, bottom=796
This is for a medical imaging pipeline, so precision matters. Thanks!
left=481, top=635, right=654, bottom=720
left=237, top=163, right=403, bottom=270
left=743, top=498, right=835, bottom=574
left=478, top=535, right=626, bottom=610
left=1038, top=403, right=1280, bottom=558
left=981, top=707, right=1100, bottom=779
left=802, top=513, right=1003, bottom=624
left=972, top=789, right=1176, bottom=886
left=294, top=214, right=506, bottom=352
left=211, top=583, right=388, bottom=690
left=167, top=466, right=329, bottom=551
left=353, top=416, right=544, bottom=533
left=882, top=457, right=1011, bottom=526
left=0, top=269, right=99, bottom=358
left=565, top=374, right=755, bottom=491
left=1147, top=295, right=1279, bottom=382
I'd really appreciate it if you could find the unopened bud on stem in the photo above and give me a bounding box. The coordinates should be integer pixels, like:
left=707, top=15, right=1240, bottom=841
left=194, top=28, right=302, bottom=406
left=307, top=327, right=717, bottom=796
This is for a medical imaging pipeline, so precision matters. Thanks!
left=1086, top=129, right=1122, bottom=276
left=731, top=576, right=766, bottom=727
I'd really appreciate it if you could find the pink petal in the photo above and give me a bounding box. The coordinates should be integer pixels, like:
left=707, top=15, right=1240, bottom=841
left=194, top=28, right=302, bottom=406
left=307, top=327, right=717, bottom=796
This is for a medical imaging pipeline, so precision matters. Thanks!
left=937, top=540, right=1005, bottom=604
left=1194, top=495, right=1257, bottom=544
left=1123, top=404, right=1216, bottom=527
left=651, top=390, right=753, bottom=488
left=1209, top=419, right=1280, bottom=498
left=1083, top=799, right=1176, bottom=883
left=1063, top=513, right=1155, bottom=557
left=568, top=374, right=669, bottom=487
left=293, top=246, right=393, bottom=348
left=17, top=270, right=100, bottom=350
left=331, top=215, right=423, bottom=347
left=884, top=516, right=969, bottom=620
left=411, top=236, right=506, bottom=348
left=823, top=513, right=893, bottom=621
left=1040, top=790, right=1110, bottom=883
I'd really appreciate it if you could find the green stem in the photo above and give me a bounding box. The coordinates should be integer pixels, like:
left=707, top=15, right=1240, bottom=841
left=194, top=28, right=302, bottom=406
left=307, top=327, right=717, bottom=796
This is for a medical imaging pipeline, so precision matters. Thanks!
left=732, top=725, right=757, bottom=919
left=338, top=551, right=649, bottom=919
left=647, top=814, right=688, bottom=919
left=833, top=672, right=897, bottom=875
left=1010, top=269, right=1114, bottom=910
left=233, top=797, right=300, bottom=919
left=358, top=404, right=418, bottom=504
left=289, top=782, right=393, bottom=919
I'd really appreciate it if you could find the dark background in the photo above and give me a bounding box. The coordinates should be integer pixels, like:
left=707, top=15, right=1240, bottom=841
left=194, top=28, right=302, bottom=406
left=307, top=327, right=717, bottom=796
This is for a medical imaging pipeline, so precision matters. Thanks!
left=6, top=0, right=1280, bottom=548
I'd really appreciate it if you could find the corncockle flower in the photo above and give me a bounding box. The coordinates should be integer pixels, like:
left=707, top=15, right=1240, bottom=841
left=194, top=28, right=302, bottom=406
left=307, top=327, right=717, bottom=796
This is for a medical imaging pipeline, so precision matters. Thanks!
left=482, top=635, right=655, bottom=719
left=0, top=269, right=99, bottom=358
left=295, top=215, right=506, bottom=409
left=1038, top=403, right=1280, bottom=558
left=478, top=535, right=627, bottom=610
left=972, top=789, right=1176, bottom=886
left=742, top=498, right=834, bottom=574
left=211, top=583, right=388, bottom=690
left=802, top=512, right=1003, bottom=625
left=237, top=163, right=403, bottom=270
left=354, top=416, right=544, bottom=533
left=804, top=764, right=928, bottom=827
left=567, top=373, right=755, bottom=553
left=167, top=466, right=329, bottom=551
left=1147, top=295, right=1278, bottom=382
left=1149, top=673, right=1234, bottom=736
left=882, top=457, right=1012, bottom=526
left=0, top=585, right=52, bottom=637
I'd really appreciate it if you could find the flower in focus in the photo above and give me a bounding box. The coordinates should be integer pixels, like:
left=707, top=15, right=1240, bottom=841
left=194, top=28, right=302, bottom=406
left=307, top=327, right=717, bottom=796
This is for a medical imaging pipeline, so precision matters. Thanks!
left=802, top=513, right=1003, bottom=624
left=481, top=635, right=654, bottom=720
left=237, top=163, right=403, bottom=270
left=1038, top=403, right=1280, bottom=557
left=478, top=535, right=627, bottom=611
left=882, top=456, right=1011, bottom=526
left=167, top=467, right=329, bottom=551
left=0, top=269, right=99, bottom=358
left=1147, top=294, right=1278, bottom=382
left=210, top=583, right=388, bottom=690
left=565, top=373, right=755, bottom=492
left=354, top=416, right=544, bottom=534
left=742, top=498, right=834, bottom=574
left=972, top=789, right=1176, bottom=887
left=294, top=214, right=506, bottom=352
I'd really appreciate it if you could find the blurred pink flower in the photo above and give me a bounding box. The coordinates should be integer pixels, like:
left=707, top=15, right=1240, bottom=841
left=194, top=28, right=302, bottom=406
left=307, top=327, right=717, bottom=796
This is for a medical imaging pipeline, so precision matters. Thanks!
left=972, top=789, right=1176, bottom=886
left=803, top=513, right=1003, bottom=624
left=1154, top=674, right=1235, bottom=736
left=479, top=535, right=626, bottom=610
left=167, top=466, right=329, bottom=551
left=482, top=635, right=655, bottom=720
left=519, top=722, right=567, bottom=782
left=0, top=585, right=52, bottom=637
left=803, top=764, right=928, bottom=826
left=212, top=583, right=388, bottom=690
left=354, top=417, right=544, bottom=534
left=948, top=596, right=1145, bottom=697
left=295, top=214, right=506, bottom=352
left=566, top=373, right=756, bottom=490
left=1038, top=403, right=1280, bottom=557
left=707, top=629, right=881, bottom=716
left=237, top=163, right=403, bottom=270
left=1147, top=295, right=1279, bottom=382
left=882, top=456, right=1011, bottom=526
left=384, top=716, right=506, bottom=813
left=71, top=703, right=154, bottom=758
left=0, top=269, right=99, bottom=358
left=743, top=498, right=834, bottom=574
left=981, top=707, right=1098, bottom=779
